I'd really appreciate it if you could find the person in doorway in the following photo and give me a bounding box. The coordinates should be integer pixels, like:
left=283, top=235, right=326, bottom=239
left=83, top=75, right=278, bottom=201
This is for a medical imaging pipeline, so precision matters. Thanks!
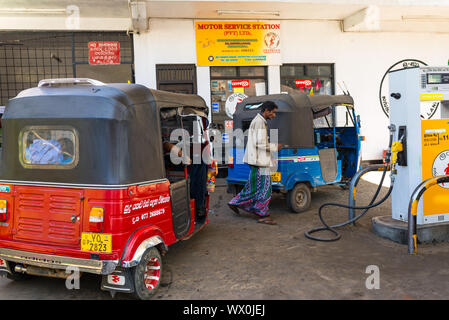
left=228, top=101, right=282, bottom=225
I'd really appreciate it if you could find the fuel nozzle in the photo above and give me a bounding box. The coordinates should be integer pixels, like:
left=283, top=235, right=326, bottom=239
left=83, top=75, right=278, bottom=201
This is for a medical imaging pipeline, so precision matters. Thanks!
left=391, top=132, right=406, bottom=174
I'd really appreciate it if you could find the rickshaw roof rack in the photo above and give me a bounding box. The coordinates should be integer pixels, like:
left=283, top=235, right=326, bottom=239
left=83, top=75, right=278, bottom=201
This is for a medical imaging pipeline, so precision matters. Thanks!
left=38, top=78, right=106, bottom=87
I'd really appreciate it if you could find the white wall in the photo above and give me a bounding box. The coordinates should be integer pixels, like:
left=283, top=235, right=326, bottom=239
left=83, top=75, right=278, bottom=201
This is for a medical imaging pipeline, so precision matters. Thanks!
left=134, top=19, right=197, bottom=88
left=282, top=20, right=449, bottom=160
left=0, top=16, right=129, bottom=31
left=134, top=18, right=449, bottom=160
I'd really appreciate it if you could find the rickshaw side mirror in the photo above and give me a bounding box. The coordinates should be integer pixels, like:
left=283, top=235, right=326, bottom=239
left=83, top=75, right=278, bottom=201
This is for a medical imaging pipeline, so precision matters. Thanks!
left=356, top=115, right=361, bottom=128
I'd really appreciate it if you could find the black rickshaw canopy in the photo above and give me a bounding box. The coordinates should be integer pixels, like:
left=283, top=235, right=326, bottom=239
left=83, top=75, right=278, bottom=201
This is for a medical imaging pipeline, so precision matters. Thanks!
left=0, top=80, right=208, bottom=186
left=232, top=90, right=354, bottom=149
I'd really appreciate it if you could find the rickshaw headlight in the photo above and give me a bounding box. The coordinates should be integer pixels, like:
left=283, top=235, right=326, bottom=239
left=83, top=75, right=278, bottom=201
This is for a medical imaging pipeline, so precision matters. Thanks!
left=89, top=207, right=104, bottom=232
left=0, top=200, right=6, bottom=221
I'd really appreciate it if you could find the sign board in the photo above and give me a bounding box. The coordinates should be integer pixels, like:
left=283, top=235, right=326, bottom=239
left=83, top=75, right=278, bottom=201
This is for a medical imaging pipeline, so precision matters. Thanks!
left=231, top=80, right=250, bottom=88
left=212, top=102, right=220, bottom=113
left=225, top=92, right=248, bottom=118
left=88, top=42, right=120, bottom=65
left=379, top=59, right=428, bottom=118
left=195, top=21, right=281, bottom=66
left=295, top=79, right=313, bottom=87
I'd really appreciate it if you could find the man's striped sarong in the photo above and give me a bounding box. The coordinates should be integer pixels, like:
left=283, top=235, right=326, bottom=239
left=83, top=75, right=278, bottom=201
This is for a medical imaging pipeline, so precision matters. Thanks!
left=228, top=166, right=272, bottom=217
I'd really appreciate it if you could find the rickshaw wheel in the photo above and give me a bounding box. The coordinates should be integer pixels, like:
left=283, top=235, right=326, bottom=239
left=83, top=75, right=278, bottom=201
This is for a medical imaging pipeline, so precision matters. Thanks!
left=287, top=183, right=311, bottom=213
left=133, top=247, right=163, bottom=300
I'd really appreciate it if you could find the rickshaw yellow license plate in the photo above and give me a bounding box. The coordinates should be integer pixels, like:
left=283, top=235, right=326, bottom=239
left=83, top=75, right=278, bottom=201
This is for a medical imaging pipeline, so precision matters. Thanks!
left=81, top=233, right=112, bottom=253
left=271, top=172, right=281, bottom=182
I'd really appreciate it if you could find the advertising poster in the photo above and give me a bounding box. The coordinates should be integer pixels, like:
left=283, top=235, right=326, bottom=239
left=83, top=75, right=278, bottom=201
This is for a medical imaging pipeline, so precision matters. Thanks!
left=195, top=21, right=281, bottom=66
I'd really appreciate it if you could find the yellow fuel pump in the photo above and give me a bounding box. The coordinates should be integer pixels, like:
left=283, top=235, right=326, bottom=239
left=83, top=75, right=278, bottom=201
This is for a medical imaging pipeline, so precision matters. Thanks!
left=389, top=67, right=449, bottom=225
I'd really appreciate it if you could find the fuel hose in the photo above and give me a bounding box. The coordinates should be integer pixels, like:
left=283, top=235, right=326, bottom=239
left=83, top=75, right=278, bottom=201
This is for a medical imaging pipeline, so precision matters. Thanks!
left=305, top=133, right=395, bottom=242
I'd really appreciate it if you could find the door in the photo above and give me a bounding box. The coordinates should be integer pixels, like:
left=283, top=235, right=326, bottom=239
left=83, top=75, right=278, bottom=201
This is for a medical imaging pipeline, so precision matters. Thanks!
left=209, top=66, right=268, bottom=170
left=169, top=179, right=191, bottom=239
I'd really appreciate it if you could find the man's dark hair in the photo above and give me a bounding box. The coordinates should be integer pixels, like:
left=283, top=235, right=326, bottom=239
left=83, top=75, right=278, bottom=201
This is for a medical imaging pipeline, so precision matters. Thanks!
left=261, top=101, right=278, bottom=112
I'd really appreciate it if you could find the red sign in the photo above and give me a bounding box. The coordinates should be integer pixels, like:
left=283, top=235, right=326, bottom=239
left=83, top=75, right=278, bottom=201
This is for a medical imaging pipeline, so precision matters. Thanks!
left=231, top=80, right=250, bottom=88
left=295, top=79, right=313, bottom=87
left=88, top=42, right=120, bottom=65
left=225, top=120, right=233, bottom=129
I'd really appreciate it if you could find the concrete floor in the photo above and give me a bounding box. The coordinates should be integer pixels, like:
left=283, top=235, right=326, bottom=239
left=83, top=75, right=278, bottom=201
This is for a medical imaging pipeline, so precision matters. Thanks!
left=1, top=178, right=449, bottom=300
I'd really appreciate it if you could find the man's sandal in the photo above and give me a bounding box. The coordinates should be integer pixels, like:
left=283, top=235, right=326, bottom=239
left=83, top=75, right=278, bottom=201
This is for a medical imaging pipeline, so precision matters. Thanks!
left=257, top=217, right=277, bottom=225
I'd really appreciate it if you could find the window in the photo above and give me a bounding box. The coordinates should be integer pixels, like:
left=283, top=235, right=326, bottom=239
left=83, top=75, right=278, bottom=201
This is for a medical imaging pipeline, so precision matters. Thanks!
left=156, top=64, right=197, bottom=94
left=20, top=126, right=79, bottom=169
left=0, top=31, right=134, bottom=107
left=280, top=64, right=334, bottom=96
left=210, top=66, right=267, bottom=130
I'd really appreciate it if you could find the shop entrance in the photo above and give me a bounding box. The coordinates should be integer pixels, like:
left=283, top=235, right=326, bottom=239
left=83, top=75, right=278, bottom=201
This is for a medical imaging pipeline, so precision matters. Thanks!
left=210, top=66, right=267, bottom=131
left=209, top=66, right=267, bottom=172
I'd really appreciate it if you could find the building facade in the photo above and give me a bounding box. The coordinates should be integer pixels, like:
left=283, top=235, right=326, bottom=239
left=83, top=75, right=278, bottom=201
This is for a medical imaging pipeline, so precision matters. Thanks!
left=2, top=0, right=449, bottom=160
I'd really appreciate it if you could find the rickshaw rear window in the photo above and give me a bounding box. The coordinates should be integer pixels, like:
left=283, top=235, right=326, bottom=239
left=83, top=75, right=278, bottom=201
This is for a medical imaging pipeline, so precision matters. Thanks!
left=20, top=127, right=79, bottom=169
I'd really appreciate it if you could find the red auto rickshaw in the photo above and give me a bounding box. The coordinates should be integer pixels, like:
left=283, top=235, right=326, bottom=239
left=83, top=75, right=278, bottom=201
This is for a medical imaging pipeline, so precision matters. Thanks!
left=0, top=78, right=213, bottom=299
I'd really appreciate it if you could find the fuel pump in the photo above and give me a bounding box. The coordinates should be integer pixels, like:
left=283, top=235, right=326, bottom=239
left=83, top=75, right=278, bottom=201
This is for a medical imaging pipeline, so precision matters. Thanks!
left=389, top=66, right=449, bottom=225
left=306, top=67, right=449, bottom=249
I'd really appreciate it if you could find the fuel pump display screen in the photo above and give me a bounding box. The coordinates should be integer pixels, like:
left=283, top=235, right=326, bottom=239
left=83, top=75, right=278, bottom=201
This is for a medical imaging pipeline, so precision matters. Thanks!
left=427, top=73, right=449, bottom=84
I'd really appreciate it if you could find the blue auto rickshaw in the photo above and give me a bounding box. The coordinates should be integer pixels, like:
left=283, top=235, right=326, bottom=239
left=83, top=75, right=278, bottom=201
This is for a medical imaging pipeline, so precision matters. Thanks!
left=226, top=90, right=363, bottom=213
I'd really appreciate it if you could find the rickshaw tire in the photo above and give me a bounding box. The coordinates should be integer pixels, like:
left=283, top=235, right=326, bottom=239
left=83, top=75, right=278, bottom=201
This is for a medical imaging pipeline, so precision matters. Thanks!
left=6, top=272, right=31, bottom=281
left=287, top=183, right=311, bottom=213
left=132, top=247, right=163, bottom=300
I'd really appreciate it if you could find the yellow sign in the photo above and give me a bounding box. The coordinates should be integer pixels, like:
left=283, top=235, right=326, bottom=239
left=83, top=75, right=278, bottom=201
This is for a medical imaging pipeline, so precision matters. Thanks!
left=420, top=94, right=443, bottom=101
left=195, top=21, right=281, bottom=66
left=421, top=119, right=449, bottom=216
left=81, top=233, right=112, bottom=253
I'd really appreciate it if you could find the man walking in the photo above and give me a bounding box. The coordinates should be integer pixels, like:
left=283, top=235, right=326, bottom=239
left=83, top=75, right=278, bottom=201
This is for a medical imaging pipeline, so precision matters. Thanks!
left=228, top=101, right=281, bottom=225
